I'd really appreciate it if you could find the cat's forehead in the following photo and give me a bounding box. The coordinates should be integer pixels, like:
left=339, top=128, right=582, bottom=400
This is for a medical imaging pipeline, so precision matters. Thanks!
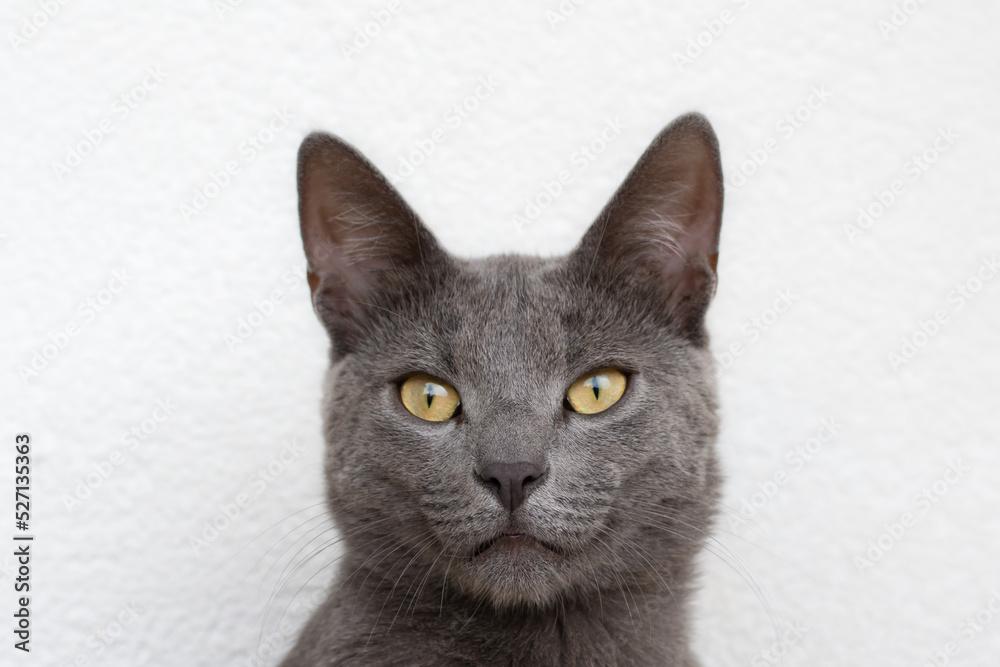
left=441, top=255, right=569, bottom=375
left=457, top=255, right=564, bottom=313
left=365, top=252, right=673, bottom=390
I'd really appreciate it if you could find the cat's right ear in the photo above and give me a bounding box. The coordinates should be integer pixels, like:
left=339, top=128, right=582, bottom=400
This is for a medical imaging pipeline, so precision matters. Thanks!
left=297, top=132, right=447, bottom=355
left=569, top=113, right=724, bottom=342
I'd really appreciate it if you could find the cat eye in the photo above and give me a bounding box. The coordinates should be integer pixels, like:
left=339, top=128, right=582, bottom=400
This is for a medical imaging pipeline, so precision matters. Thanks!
left=565, top=368, right=627, bottom=414
left=400, top=374, right=461, bottom=422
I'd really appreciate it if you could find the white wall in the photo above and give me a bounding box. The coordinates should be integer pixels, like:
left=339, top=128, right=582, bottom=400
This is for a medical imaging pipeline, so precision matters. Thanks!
left=2, top=1, right=998, bottom=665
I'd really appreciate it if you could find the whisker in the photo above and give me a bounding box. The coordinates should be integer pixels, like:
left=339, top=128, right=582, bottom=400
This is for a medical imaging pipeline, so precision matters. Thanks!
left=599, top=523, right=680, bottom=633
left=380, top=537, right=439, bottom=638
left=621, top=507, right=785, bottom=643
left=630, top=499, right=819, bottom=586
left=250, top=517, right=333, bottom=593
left=598, top=528, right=654, bottom=642
left=439, top=554, right=455, bottom=616
left=407, top=545, right=447, bottom=620
left=214, top=499, right=328, bottom=578
left=359, top=534, right=437, bottom=645
left=592, top=535, right=640, bottom=639
left=256, top=520, right=398, bottom=641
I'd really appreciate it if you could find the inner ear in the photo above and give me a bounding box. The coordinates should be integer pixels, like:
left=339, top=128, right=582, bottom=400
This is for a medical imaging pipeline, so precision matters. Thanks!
left=297, top=132, right=449, bottom=355
left=569, top=113, right=724, bottom=338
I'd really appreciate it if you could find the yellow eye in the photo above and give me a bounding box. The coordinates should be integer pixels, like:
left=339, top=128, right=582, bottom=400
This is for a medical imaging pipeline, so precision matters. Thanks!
left=400, top=374, right=461, bottom=422
left=566, top=368, right=627, bottom=414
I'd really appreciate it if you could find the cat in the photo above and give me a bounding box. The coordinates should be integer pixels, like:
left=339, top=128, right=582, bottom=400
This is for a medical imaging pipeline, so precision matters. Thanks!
left=279, top=112, right=724, bottom=667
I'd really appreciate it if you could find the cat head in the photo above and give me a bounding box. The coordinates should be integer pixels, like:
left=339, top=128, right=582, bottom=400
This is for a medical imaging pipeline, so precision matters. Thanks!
left=297, top=113, right=723, bottom=610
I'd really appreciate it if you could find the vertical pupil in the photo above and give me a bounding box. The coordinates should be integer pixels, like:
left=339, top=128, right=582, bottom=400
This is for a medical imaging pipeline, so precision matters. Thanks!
left=424, top=384, right=435, bottom=409
left=588, top=374, right=610, bottom=402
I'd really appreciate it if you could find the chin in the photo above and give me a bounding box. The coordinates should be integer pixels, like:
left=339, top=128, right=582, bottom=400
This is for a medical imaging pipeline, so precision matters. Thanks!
left=456, top=534, right=575, bottom=609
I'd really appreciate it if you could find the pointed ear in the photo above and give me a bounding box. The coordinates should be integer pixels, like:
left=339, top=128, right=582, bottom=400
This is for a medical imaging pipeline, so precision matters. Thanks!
left=297, top=132, right=448, bottom=355
left=569, top=112, right=724, bottom=340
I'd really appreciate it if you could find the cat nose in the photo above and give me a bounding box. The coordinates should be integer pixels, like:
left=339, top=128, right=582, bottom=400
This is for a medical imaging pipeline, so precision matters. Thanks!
left=478, top=461, right=546, bottom=514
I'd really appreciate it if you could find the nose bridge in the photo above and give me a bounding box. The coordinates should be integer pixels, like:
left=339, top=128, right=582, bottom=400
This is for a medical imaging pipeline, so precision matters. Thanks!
left=471, top=395, right=553, bottom=514
left=462, top=279, right=561, bottom=480
left=472, top=397, right=551, bottom=468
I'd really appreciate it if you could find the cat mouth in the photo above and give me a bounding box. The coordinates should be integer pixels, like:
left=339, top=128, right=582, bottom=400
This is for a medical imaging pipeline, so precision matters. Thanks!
left=471, top=526, right=563, bottom=559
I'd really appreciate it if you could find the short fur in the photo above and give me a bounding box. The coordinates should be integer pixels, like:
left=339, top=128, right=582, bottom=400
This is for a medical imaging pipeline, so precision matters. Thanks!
left=281, top=113, right=725, bottom=666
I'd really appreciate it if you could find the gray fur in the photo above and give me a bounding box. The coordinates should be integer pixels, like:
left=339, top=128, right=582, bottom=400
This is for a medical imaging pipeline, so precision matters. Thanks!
left=281, top=113, right=724, bottom=666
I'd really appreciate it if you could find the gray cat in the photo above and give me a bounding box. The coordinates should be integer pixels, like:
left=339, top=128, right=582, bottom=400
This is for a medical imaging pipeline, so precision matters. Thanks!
left=280, top=112, right=724, bottom=666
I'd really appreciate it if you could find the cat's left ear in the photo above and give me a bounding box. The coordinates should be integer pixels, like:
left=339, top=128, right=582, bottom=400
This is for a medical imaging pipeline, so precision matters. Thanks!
left=297, top=132, right=448, bottom=355
left=569, top=112, right=724, bottom=340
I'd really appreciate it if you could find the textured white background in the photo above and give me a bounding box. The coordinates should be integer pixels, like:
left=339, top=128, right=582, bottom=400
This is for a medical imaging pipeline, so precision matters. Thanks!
left=1, top=1, right=998, bottom=665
